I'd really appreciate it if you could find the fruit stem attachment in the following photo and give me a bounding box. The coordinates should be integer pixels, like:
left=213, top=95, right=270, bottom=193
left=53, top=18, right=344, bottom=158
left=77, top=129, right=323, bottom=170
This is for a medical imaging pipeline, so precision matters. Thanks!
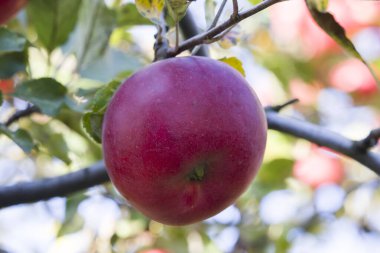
left=189, top=163, right=207, bottom=181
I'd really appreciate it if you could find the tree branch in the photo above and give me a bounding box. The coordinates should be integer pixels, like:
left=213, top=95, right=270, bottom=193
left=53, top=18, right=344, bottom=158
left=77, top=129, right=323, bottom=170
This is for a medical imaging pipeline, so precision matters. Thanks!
left=167, top=0, right=285, bottom=57
left=0, top=161, right=109, bottom=208
left=266, top=108, right=380, bottom=173
left=1, top=109, right=379, bottom=208
left=5, top=105, right=40, bottom=127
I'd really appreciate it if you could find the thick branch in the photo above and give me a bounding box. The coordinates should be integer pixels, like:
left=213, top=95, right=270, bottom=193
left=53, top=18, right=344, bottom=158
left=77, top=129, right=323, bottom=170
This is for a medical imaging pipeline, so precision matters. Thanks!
left=266, top=109, right=380, bottom=173
left=0, top=161, right=109, bottom=208
left=167, top=0, right=285, bottom=57
left=1, top=110, right=380, bottom=208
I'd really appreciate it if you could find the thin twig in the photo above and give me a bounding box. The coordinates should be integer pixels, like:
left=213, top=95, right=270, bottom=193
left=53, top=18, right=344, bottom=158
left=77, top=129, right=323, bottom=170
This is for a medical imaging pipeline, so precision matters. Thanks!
left=210, top=0, right=228, bottom=29
left=232, top=0, right=239, bottom=19
left=167, top=0, right=285, bottom=57
left=266, top=98, right=299, bottom=112
left=5, top=105, right=40, bottom=127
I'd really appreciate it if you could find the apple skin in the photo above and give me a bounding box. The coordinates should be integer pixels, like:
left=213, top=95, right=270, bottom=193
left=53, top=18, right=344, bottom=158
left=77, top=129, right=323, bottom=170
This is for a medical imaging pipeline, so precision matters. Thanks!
left=0, top=0, right=28, bottom=25
left=102, top=56, right=267, bottom=225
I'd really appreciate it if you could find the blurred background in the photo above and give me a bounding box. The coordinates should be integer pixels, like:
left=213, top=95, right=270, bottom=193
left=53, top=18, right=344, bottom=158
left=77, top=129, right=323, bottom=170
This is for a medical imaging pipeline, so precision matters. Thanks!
left=0, top=0, right=380, bottom=252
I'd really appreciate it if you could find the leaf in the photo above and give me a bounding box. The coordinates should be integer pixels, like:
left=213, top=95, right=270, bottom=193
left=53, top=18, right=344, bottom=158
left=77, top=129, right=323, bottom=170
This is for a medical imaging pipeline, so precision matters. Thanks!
left=82, top=79, right=123, bottom=143
left=14, top=78, right=67, bottom=116
left=70, top=0, right=116, bottom=70
left=82, top=112, right=104, bottom=143
left=28, top=122, right=71, bottom=164
left=27, top=0, right=82, bottom=52
left=204, top=0, right=217, bottom=27
left=0, top=91, right=2, bottom=105
left=90, top=80, right=122, bottom=113
left=80, top=48, right=140, bottom=82
left=219, top=57, right=246, bottom=77
left=57, top=194, right=86, bottom=237
left=308, top=0, right=328, bottom=12
left=117, top=3, right=151, bottom=26
left=305, top=0, right=379, bottom=86
left=252, top=158, right=294, bottom=199
left=135, top=0, right=164, bottom=25
left=0, top=28, right=27, bottom=54
left=0, top=125, right=34, bottom=153
left=0, top=28, right=28, bottom=78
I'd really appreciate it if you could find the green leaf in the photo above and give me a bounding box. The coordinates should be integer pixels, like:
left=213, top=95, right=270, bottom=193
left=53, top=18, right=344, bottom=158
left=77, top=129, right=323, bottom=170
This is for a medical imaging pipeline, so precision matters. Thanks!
left=82, top=79, right=123, bottom=143
left=82, top=112, right=104, bottom=143
left=14, top=78, right=67, bottom=116
left=80, top=48, right=140, bottom=82
left=116, top=3, right=151, bottom=26
left=0, top=28, right=27, bottom=54
left=305, top=0, right=379, bottom=86
left=219, top=57, right=246, bottom=77
left=135, top=0, right=164, bottom=25
left=28, top=121, right=71, bottom=164
left=57, top=194, right=86, bottom=237
left=0, top=125, right=34, bottom=153
left=252, top=158, right=294, bottom=199
left=0, top=91, right=3, bottom=105
left=308, top=0, right=328, bottom=12
left=70, top=0, right=116, bottom=71
left=27, top=0, right=82, bottom=52
left=0, top=28, right=28, bottom=78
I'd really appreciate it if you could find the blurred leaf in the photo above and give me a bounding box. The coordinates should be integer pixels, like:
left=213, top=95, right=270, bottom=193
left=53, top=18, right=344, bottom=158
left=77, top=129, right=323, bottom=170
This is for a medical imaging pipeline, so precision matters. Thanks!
left=71, top=0, right=116, bottom=70
left=0, top=91, right=2, bottom=105
left=80, top=48, right=139, bottom=82
left=0, top=28, right=28, bottom=78
left=82, top=79, right=123, bottom=143
left=117, top=3, right=151, bottom=26
left=0, top=52, right=28, bottom=79
left=14, top=78, right=67, bottom=116
left=305, top=0, right=379, bottom=86
left=28, top=122, right=71, bottom=164
left=204, top=0, right=216, bottom=27
left=135, top=0, right=164, bottom=25
left=0, top=28, right=27, bottom=53
left=57, top=194, right=86, bottom=237
left=308, top=0, right=328, bottom=12
left=0, top=125, right=34, bottom=152
left=219, top=57, right=245, bottom=76
left=253, top=158, right=294, bottom=198
left=27, top=0, right=82, bottom=52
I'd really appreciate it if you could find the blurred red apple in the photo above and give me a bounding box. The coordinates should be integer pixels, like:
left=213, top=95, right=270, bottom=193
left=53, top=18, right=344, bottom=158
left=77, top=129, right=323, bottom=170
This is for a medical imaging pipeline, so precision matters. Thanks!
left=0, top=0, right=28, bottom=25
left=102, top=56, right=267, bottom=225
left=269, top=1, right=338, bottom=57
left=0, top=79, right=14, bottom=95
left=293, top=148, right=344, bottom=188
left=139, top=249, right=169, bottom=253
left=329, top=59, right=378, bottom=94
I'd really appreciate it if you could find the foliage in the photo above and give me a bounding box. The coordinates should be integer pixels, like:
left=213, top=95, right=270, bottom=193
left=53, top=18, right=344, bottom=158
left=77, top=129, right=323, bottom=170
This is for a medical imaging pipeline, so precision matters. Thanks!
left=0, top=0, right=379, bottom=252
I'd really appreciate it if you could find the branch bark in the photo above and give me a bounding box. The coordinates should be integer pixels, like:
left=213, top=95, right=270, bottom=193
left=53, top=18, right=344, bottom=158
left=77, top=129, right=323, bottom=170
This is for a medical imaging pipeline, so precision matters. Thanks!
left=0, top=161, right=109, bottom=208
left=1, top=111, right=379, bottom=208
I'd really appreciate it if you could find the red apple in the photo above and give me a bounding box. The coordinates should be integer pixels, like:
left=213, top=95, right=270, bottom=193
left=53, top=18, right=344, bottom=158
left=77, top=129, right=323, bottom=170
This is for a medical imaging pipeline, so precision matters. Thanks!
left=102, top=56, right=267, bottom=225
left=329, top=59, right=378, bottom=95
left=293, top=148, right=345, bottom=188
left=0, top=79, right=14, bottom=95
left=0, top=0, right=28, bottom=25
